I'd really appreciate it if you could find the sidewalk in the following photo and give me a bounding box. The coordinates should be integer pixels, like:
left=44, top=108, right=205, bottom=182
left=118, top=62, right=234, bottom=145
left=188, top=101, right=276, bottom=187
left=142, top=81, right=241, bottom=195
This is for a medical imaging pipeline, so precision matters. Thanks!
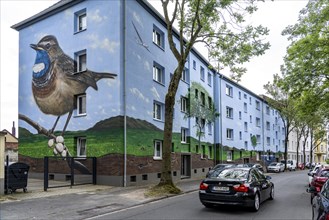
left=0, top=177, right=202, bottom=203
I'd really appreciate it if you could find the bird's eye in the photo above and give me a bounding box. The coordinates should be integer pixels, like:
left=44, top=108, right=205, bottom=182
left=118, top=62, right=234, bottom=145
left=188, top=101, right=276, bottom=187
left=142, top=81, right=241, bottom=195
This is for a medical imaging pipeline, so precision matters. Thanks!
left=45, top=43, right=51, bottom=49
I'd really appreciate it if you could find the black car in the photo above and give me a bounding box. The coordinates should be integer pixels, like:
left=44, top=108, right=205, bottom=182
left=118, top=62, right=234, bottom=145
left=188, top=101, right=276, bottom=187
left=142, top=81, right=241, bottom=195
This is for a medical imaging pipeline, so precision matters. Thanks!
left=308, top=179, right=329, bottom=219
left=199, top=167, right=274, bottom=211
left=206, top=163, right=236, bottom=178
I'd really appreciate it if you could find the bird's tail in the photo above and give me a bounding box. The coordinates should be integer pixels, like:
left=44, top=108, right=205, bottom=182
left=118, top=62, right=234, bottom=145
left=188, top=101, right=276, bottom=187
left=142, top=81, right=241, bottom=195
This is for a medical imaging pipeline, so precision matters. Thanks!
left=93, top=71, right=117, bottom=81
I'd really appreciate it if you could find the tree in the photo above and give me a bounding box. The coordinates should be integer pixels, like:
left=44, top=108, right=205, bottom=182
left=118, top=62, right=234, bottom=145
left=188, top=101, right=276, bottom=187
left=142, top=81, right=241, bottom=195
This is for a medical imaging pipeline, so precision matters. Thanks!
left=263, top=74, right=297, bottom=170
left=281, top=0, right=329, bottom=117
left=184, top=82, right=219, bottom=157
left=250, top=135, right=257, bottom=158
left=159, top=0, right=270, bottom=190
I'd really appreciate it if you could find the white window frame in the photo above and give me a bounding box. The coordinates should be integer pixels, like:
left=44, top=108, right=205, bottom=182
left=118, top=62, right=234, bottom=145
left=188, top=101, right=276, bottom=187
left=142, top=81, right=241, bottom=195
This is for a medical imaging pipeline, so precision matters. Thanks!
left=226, top=128, right=234, bottom=140
left=200, top=66, right=205, bottom=81
left=153, top=64, right=164, bottom=84
left=75, top=9, right=87, bottom=33
left=256, top=117, right=261, bottom=127
left=153, top=101, right=163, bottom=121
left=180, top=96, right=188, bottom=113
left=227, top=151, right=232, bottom=161
left=256, top=135, right=261, bottom=144
left=77, top=137, right=87, bottom=157
left=207, top=122, right=212, bottom=135
left=255, top=100, right=260, bottom=110
left=200, top=92, right=205, bottom=106
left=208, top=146, right=212, bottom=159
left=207, top=72, right=212, bottom=86
left=153, top=26, right=164, bottom=48
left=181, top=128, right=188, bottom=143
left=226, top=106, right=233, bottom=119
left=201, top=145, right=206, bottom=159
left=153, top=140, right=162, bottom=159
left=181, top=68, right=189, bottom=83
left=226, top=85, right=233, bottom=97
left=266, top=121, right=270, bottom=130
left=75, top=50, right=87, bottom=72
left=76, top=94, right=87, bottom=116
left=244, top=103, right=247, bottom=113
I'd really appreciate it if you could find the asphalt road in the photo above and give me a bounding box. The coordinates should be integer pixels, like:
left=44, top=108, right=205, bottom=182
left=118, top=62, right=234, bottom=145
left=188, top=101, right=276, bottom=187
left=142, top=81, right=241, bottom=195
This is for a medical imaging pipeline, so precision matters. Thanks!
left=89, top=170, right=312, bottom=220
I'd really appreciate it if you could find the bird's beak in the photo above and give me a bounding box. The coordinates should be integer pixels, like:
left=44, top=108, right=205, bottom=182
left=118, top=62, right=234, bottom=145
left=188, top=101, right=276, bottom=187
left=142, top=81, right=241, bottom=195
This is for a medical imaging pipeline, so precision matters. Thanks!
left=30, top=44, right=42, bottom=50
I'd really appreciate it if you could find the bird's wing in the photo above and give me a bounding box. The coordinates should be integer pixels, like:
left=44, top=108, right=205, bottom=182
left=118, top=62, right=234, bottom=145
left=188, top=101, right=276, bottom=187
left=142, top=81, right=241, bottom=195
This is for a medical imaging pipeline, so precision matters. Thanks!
left=132, top=21, right=143, bottom=43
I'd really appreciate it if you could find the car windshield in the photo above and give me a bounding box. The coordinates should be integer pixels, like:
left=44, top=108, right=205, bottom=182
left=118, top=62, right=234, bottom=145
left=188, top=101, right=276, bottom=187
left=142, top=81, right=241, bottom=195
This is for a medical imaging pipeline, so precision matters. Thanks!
left=269, top=162, right=278, bottom=166
left=211, top=168, right=248, bottom=180
left=213, top=164, right=228, bottom=170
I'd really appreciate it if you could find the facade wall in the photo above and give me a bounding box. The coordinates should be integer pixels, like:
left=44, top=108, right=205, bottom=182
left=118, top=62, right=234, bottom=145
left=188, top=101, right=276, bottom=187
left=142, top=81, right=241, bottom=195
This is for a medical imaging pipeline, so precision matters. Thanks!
left=14, top=0, right=288, bottom=186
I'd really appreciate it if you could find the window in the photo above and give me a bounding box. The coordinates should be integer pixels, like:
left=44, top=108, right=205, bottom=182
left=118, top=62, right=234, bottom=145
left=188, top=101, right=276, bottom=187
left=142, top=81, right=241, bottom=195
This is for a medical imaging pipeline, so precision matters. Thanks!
left=226, top=85, right=233, bottom=97
left=208, top=97, right=212, bottom=109
left=226, top=107, right=233, bottom=119
left=226, top=128, right=234, bottom=140
left=153, top=63, right=164, bottom=84
left=200, top=92, right=206, bottom=106
left=256, top=135, right=261, bottom=143
left=239, top=111, right=242, bottom=120
left=196, top=145, right=199, bottom=154
left=239, top=131, right=242, bottom=140
left=153, top=101, right=163, bottom=121
left=153, top=26, right=164, bottom=48
left=200, top=66, right=205, bottom=81
left=208, top=146, right=212, bottom=159
left=244, top=141, right=248, bottom=150
left=244, top=122, right=248, bottom=132
left=77, top=137, right=86, bottom=157
left=266, top=106, right=270, bottom=115
left=200, top=118, right=206, bottom=133
left=255, top=100, right=260, bottom=110
left=181, top=68, right=189, bottom=83
left=227, top=151, right=232, bottom=161
left=244, top=94, right=247, bottom=99
left=193, top=60, right=196, bottom=69
left=181, top=128, right=188, bottom=143
left=75, top=50, right=87, bottom=72
left=154, top=140, right=162, bottom=159
left=239, top=91, right=241, bottom=99
left=207, top=123, right=212, bottom=135
left=267, top=137, right=271, bottom=146
left=266, top=121, right=270, bottom=130
left=244, top=103, right=247, bottom=113
left=201, top=145, right=206, bottom=159
left=195, top=89, right=199, bottom=100
left=76, top=94, right=86, bottom=116
left=207, top=72, right=212, bottom=86
left=250, top=115, right=252, bottom=123
left=249, top=97, right=252, bottom=105
left=256, top=117, right=261, bottom=127
left=180, top=97, right=188, bottom=113
left=75, top=9, right=87, bottom=32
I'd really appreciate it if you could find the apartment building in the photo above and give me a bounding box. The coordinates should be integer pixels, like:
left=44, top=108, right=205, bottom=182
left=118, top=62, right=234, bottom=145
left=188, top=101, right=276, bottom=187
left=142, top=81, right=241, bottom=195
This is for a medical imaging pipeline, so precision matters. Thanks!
left=12, top=0, right=285, bottom=186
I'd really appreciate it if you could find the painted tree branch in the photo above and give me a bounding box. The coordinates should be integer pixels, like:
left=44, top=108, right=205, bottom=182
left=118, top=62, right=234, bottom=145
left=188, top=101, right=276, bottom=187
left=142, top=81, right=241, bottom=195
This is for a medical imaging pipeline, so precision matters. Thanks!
left=19, top=113, right=91, bottom=174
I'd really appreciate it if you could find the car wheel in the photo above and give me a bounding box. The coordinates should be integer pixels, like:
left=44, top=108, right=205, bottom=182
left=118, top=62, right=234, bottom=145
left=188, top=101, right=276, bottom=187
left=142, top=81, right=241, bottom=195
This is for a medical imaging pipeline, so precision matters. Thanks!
left=269, top=186, right=274, bottom=200
left=251, top=193, right=260, bottom=212
left=202, top=203, right=214, bottom=208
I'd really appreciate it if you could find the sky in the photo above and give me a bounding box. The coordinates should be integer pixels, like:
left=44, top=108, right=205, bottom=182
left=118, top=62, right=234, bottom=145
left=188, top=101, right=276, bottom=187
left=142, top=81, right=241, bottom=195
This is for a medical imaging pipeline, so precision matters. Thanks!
left=0, top=0, right=308, bottom=134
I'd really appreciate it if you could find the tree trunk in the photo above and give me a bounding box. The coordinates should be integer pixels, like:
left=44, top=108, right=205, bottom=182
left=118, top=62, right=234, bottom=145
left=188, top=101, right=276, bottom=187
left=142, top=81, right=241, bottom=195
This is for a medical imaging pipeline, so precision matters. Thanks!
left=159, top=65, right=184, bottom=187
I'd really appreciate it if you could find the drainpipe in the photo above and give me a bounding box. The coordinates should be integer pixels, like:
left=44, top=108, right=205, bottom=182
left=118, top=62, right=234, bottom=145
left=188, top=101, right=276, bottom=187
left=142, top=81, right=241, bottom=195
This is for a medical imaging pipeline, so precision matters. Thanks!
left=123, top=0, right=127, bottom=187
left=219, top=73, right=223, bottom=163
left=261, top=100, right=265, bottom=165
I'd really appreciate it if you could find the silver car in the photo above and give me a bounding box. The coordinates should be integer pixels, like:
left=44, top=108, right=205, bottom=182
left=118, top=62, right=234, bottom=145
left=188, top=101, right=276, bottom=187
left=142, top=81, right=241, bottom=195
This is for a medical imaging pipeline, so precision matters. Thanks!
left=267, top=162, right=285, bottom=173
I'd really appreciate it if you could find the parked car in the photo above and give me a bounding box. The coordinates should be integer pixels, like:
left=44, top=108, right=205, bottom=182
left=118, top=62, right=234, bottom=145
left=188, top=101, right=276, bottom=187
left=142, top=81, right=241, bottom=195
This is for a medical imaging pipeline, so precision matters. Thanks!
left=308, top=164, right=327, bottom=186
left=307, top=179, right=329, bottom=219
left=199, top=167, right=274, bottom=212
left=298, top=163, right=305, bottom=170
left=309, top=168, right=329, bottom=203
left=206, top=163, right=236, bottom=178
left=281, top=160, right=297, bottom=171
left=236, top=163, right=264, bottom=173
left=267, top=162, right=285, bottom=173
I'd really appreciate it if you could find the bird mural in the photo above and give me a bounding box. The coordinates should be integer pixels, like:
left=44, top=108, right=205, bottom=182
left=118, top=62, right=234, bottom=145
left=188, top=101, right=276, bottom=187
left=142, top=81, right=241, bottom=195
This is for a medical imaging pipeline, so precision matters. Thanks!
left=30, top=35, right=117, bottom=135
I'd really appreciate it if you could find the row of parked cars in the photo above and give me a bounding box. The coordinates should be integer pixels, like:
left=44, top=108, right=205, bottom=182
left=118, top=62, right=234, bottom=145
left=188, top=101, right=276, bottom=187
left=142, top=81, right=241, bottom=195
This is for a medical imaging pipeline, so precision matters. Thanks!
left=306, top=164, right=329, bottom=220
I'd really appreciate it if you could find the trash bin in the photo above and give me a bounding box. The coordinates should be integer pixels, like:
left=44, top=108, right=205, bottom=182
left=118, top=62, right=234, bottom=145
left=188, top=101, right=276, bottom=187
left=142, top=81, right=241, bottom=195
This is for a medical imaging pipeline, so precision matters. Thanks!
left=4, top=162, right=30, bottom=194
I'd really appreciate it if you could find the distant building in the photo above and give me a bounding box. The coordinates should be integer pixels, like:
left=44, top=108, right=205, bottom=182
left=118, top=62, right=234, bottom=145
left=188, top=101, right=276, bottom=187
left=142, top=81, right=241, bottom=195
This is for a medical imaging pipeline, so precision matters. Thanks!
left=3, top=128, right=18, bottom=163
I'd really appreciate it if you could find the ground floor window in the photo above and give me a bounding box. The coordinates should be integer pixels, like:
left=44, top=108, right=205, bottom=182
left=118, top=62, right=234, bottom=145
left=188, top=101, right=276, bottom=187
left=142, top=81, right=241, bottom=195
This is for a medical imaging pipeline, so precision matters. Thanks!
left=77, top=137, right=86, bottom=157
left=154, top=140, right=162, bottom=160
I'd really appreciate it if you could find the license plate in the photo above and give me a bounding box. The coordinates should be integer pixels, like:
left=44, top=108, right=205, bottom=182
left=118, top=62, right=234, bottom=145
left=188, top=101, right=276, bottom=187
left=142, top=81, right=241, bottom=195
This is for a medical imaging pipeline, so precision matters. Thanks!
left=213, top=186, right=229, bottom=191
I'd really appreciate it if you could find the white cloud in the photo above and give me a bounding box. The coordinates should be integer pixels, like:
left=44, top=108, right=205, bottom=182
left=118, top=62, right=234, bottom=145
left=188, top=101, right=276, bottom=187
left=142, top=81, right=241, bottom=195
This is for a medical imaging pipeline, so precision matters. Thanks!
left=86, top=34, right=119, bottom=53
left=89, top=9, right=107, bottom=23
left=150, top=86, right=160, bottom=100
left=130, top=88, right=149, bottom=103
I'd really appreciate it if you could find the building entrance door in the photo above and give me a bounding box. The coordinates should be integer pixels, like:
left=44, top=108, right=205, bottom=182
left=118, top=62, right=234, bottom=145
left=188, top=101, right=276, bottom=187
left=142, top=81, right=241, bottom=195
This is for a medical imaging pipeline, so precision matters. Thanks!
left=181, top=155, right=191, bottom=179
